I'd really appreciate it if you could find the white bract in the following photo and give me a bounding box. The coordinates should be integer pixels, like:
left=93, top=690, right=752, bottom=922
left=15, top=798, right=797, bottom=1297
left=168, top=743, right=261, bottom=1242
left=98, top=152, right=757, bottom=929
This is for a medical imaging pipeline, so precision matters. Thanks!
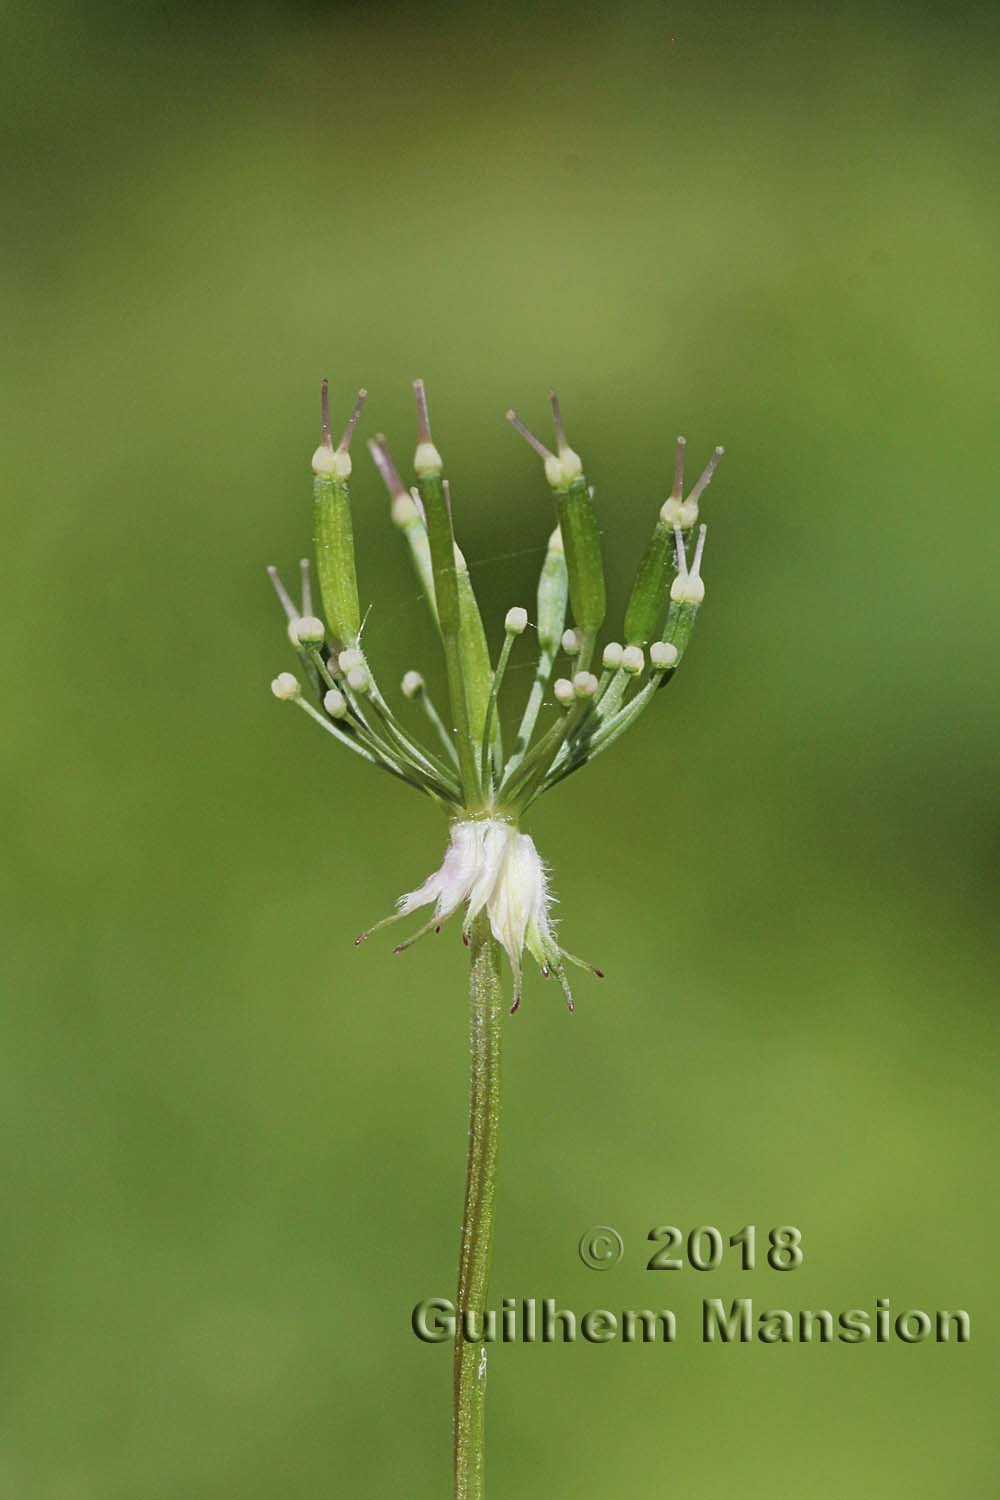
left=364, top=819, right=599, bottom=1012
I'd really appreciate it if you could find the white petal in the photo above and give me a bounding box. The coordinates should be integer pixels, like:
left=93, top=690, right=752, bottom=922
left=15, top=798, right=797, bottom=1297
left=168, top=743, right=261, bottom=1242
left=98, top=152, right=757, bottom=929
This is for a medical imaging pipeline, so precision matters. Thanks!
left=397, top=821, right=479, bottom=920
left=488, top=833, right=545, bottom=967
left=465, top=821, right=514, bottom=928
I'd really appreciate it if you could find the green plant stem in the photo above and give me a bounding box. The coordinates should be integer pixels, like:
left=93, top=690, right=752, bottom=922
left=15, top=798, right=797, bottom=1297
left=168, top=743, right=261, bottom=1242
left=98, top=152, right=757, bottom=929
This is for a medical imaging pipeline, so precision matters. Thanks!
left=454, top=911, right=504, bottom=1500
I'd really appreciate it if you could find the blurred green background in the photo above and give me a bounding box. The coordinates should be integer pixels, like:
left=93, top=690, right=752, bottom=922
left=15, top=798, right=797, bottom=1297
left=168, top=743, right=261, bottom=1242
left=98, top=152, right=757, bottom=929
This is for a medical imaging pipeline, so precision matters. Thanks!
left=3, top=1, right=998, bottom=1495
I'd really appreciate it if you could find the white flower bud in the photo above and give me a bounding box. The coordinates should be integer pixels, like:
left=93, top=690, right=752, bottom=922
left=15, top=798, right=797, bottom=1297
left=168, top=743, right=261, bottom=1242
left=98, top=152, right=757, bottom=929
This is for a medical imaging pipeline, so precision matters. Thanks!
left=505, top=606, right=528, bottom=636
left=573, top=671, right=599, bottom=698
left=323, top=688, right=347, bottom=718
left=312, top=446, right=352, bottom=480
left=291, top=615, right=326, bottom=646
left=414, top=440, right=443, bottom=476
left=553, top=677, right=576, bottom=707
left=602, top=641, right=624, bottom=670
left=621, top=645, right=645, bottom=676
left=338, top=647, right=365, bottom=674
left=270, top=672, right=299, bottom=701
left=650, top=641, right=679, bottom=670
left=561, top=628, right=580, bottom=656
left=401, top=670, right=424, bottom=699
left=347, top=665, right=370, bottom=694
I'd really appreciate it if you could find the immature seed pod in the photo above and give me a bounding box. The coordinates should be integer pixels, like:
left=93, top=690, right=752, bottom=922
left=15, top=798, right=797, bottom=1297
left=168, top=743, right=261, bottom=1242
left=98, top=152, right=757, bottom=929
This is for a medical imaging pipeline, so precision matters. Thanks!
left=623, top=438, right=723, bottom=646
left=454, top=530, right=497, bottom=753
left=507, top=395, right=606, bottom=640
left=313, top=381, right=367, bottom=646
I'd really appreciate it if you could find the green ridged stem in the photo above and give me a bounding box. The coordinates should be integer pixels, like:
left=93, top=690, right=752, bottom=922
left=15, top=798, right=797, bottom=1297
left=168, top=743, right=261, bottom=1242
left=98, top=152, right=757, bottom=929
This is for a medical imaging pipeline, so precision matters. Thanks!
left=454, top=912, right=503, bottom=1500
left=313, top=473, right=361, bottom=645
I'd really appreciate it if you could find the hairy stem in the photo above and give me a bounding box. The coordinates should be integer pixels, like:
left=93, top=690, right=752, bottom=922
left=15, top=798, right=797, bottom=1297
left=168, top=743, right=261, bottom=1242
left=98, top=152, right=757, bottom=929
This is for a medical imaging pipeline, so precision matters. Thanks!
left=454, top=911, right=504, bottom=1500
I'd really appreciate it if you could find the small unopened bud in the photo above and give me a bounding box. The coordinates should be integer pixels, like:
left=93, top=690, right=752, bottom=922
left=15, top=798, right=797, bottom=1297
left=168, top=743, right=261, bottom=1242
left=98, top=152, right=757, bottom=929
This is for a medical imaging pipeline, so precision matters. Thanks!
left=292, top=615, right=326, bottom=646
left=561, top=628, right=580, bottom=656
left=401, top=670, right=424, bottom=699
left=505, top=606, right=528, bottom=636
left=347, top=665, right=370, bottom=694
left=602, top=641, right=624, bottom=670
left=650, top=640, right=679, bottom=670
left=271, top=672, right=300, bottom=701
left=553, top=677, right=576, bottom=707
left=323, top=688, right=347, bottom=718
left=573, top=671, right=599, bottom=698
left=621, top=645, right=645, bottom=676
left=670, top=524, right=707, bottom=605
left=338, top=647, right=365, bottom=674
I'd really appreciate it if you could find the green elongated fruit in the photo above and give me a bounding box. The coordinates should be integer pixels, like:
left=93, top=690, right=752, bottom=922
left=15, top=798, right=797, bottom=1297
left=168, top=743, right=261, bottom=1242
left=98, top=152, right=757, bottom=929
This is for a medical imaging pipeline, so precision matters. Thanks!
left=555, top=475, right=606, bottom=636
left=313, top=472, right=361, bottom=645
left=624, top=517, right=675, bottom=646
left=455, top=543, right=497, bottom=750
left=311, top=382, right=367, bottom=646
left=536, top=526, right=568, bottom=654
